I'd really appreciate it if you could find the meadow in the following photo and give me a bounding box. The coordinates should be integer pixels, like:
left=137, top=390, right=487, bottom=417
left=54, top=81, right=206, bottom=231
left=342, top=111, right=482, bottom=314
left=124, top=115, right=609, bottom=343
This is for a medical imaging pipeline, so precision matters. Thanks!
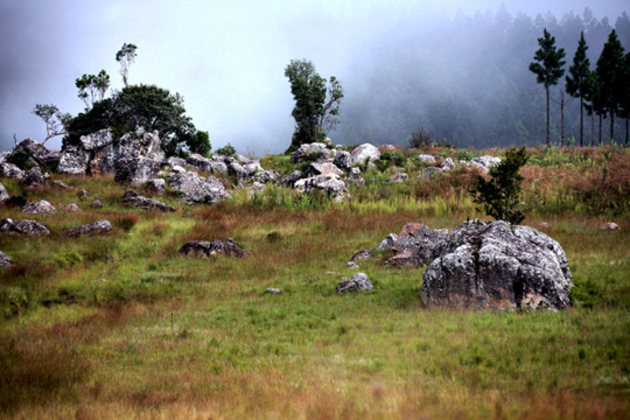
left=1, top=145, right=629, bottom=419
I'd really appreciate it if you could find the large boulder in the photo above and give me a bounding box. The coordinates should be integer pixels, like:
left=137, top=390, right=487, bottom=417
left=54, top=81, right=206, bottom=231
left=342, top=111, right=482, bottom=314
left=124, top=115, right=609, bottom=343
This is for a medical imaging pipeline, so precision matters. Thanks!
left=350, top=143, right=380, bottom=165
left=304, top=161, right=343, bottom=177
left=387, top=223, right=449, bottom=268
left=336, top=272, right=373, bottom=293
left=22, top=200, right=57, bottom=215
left=114, top=157, right=161, bottom=186
left=0, top=251, right=14, bottom=269
left=167, top=169, right=230, bottom=205
left=0, top=162, right=25, bottom=179
left=294, top=174, right=347, bottom=200
left=117, top=129, right=165, bottom=162
left=421, top=220, right=573, bottom=311
left=20, top=167, right=47, bottom=188
left=79, top=129, right=114, bottom=151
left=13, top=139, right=60, bottom=170
left=186, top=154, right=228, bottom=174
left=57, top=145, right=89, bottom=175
left=290, top=143, right=332, bottom=164
left=333, top=151, right=352, bottom=170
left=179, top=238, right=249, bottom=258
left=63, top=220, right=113, bottom=237
left=0, top=218, right=50, bottom=236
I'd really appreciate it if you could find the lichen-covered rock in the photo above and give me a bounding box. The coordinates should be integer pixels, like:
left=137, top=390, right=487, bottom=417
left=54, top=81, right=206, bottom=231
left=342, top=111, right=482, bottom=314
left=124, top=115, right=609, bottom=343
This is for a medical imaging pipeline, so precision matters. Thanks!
left=469, top=155, right=501, bottom=173
left=22, top=200, right=56, bottom=215
left=336, top=272, right=373, bottom=293
left=20, top=167, right=47, bottom=188
left=294, top=174, right=347, bottom=200
left=333, top=151, right=352, bottom=170
left=80, top=129, right=114, bottom=151
left=117, top=129, right=165, bottom=162
left=179, top=238, right=249, bottom=258
left=162, top=156, right=187, bottom=169
left=350, top=143, right=380, bottom=165
left=145, top=178, right=166, bottom=196
left=350, top=250, right=373, bottom=262
left=0, top=250, right=14, bottom=269
left=0, top=162, right=25, bottom=179
left=290, top=142, right=331, bottom=164
left=421, top=220, right=573, bottom=311
left=376, top=233, right=399, bottom=251
left=440, top=157, right=456, bottom=172
left=186, top=154, right=228, bottom=174
left=91, top=199, right=104, bottom=208
left=304, top=161, right=343, bottom=177
left=167, top=169, right=231, bottom=205
left=122, top=189, right=175, bottom=212
left=0, top=218, right=50, bottom=236
left=62, top=203, right=81, bottom=212
left=58, top=146, right=89, bottom=175
left=114, top=157, right=161, bottom=186
left=387, top=223, right=449, bottom=268
left=63, top=220, right=113, bottom=237
left=417, top=154, right=437, bottom=164
left=280, top=170, right=303, bottom=187
left=13, top=138, right=60, bottom=170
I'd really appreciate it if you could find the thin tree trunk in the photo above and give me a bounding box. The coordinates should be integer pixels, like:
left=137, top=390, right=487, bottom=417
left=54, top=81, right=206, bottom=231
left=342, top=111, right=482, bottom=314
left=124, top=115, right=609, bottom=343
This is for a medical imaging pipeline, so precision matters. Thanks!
left=580, top=98, right=584, bottom=147
left=610, top=109, right=615, bottom=144
left=591, top=112, right=595, bottom=146
left=626, top=117, right=629, bottom=147
left=560, top=90, right=565, bottom=146
left=546, top=87, right=550, bottom=147
left=599, top=114, right=603, bottom=145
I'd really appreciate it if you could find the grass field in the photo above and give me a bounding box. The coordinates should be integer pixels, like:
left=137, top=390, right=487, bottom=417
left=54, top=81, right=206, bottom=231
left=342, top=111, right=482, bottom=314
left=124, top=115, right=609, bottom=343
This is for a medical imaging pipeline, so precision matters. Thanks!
left=1, top=146, right=629, bottom=419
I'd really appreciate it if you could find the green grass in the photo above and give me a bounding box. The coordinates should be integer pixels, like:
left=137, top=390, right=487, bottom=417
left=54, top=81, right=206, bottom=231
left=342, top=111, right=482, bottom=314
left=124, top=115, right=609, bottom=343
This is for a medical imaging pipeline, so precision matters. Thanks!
left=1, top=146, right=630, bottom=419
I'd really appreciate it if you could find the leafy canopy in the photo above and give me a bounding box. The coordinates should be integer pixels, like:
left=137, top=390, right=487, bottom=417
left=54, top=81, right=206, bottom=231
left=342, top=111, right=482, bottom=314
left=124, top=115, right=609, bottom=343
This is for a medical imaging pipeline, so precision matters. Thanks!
left=469, top=147, right=529, bottom=225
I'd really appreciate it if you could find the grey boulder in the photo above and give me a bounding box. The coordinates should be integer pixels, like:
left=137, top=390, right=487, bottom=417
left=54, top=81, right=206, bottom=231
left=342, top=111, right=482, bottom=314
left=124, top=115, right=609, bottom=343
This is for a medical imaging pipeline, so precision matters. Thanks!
left=290, top=142, right=331, bottom=163
left=387, top=223, right=449, bottom=268
left=167, top=169, right=230, bottom=205
left=0, top=162, right=25, bottom=179
left=122, top=189, right=175, bottom=212
left=336, top=272, right=373, bottom=293
left=114, top=157, right=161, bottom=186
left=294, top=174, right=347, bottom=200
left=0, top=218, right=50, bottom=236
left=22, top=200, right=57, bottom=215
left=0, top=183, right=8, bottom=202
left=63, top=220, right=113, bottom=237
left=376, top=233, right=399, bottom=251
left=469, top=156, right=501, bottom=173
left=179, top=238, right=249, bottom=258
left=350, top=143, right=380, bottom=165
left=0, top=251, right=14, bottom=269
left=20, top=167, right=47, bottom=188
left=145, top=178, right=166, bottom=196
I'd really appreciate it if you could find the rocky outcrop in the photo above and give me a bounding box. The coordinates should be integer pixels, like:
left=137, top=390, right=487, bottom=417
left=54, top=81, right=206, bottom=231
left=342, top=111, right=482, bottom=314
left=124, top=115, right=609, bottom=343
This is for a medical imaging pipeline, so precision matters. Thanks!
left=186, top=154, right=228, bottom=174
left=22, top=200, right=57, bottom=215
left=145, top=178, right=166, bottom=196
left=179, top=238, right=249, bottom=258
left=304, top=161, right=343, bottom=177
left=0, top=162, right=25, bottom=179
left=350, top=143, right=380, bottom=165
left=290, top=142, right=332, bottom=164
left=387, top=223, right=449, bottom=268
left=336, top=273, right=373, bottom=293
left=63, top=220, right=113, bottom=237
left=20, top=167, right=47, bottom=188
left=114, top=157, right=161, bottom=186
left=0, top=251, right=14, bottom=269
left=13, top=139, right=60, bottom=170
left=421, top=220, right=573, bottom=311
left=280, top=170, right=303, bottom=187
left=376, top=233, right=398, bottom=251
left=0, top=218, right=50, bottom=236
left=162, top=156, right=187, bottom=169
left=294, top=174, right=347, bottom=200
left=417, top=154, right=437, bottom=164
left=122, top=189, right=175, bottom=212
left=333, top=151, right=352, bottom=170
left=167, top=168, right=230, bottom=205
left=58, top=145, right=90, bottom=175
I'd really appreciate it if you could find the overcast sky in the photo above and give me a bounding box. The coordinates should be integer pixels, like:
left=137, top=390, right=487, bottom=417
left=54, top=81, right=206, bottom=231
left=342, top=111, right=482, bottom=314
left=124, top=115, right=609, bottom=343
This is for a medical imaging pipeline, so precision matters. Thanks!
left=0, top=0, right=627, bottom=155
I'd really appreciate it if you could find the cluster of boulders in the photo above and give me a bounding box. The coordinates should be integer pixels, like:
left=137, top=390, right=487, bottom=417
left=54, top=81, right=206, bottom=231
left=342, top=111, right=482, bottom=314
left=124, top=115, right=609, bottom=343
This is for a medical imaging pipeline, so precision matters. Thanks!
left=417, top=154, right=501, bottom=179
left=349, top=220, right=574, bottom=311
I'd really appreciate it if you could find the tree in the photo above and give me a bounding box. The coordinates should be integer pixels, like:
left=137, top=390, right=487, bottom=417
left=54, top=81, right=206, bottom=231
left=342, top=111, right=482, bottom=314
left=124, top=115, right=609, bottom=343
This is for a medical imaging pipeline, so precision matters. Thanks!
left=469, top=147, right=529, bottom=225
left=32, top=104, right=72, bottom=145
left=619, top=52, right=630, bottom=146
left=529, top=29, right=566, bottom=146
left=583, top=70, right=606, bottom=145
left=596, top=30, right=625, bottom=143
left=566, top=32, right=591, bottom=147
left=116, top=43, right=137, bottom=87
left=75, top=70, right=111, bottom=110
left=284, top=59, right=343, bottom=153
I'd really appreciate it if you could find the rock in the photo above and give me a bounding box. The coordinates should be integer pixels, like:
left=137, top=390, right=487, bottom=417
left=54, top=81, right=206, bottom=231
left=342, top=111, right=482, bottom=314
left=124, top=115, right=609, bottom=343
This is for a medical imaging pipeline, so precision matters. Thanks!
left=117, top=129, right=165, bottom=162
left=238, top=159, right=279, bottom=184
left=344, top=167, right=365, bottom=187
left=376, top=233, right=399, bottom=251
left=440, top=157, right=456, bottom=172
left=350, top=143, right=380, bottom=166
left=79, top=129, right=113, bottom=151
left=418, top=167, right=443, bottom=179
left=162, top=156, right=187, bottom=169
left=0, top=183, right=8, bottom=202
left=22, top=200, right=57, bottom=215
left=77, top=189, right=89, bottom=198
left=333, top=151, right=353, bottom=170
left=280, top=170, right=303, bottom=187
left=345, top=261, right=359, bottom=268
left=91, top=199, right=104, bottom=208
left=387, top=223, right=449, bottom=268
left=20, top=167, right=47, bottom=188
left=600, top=222, right=620, bottom=231
left=0, top=162, right=25, bottom=179
left=52, top=180, right=71, bottom=189
left=294, top=174, right=348, bottom=200
left=14, top=139, right=60, bottom=170
left=63, top=220, right=113, bottom=237
left=0, top=218, right=50, bottom=236
left=350, top=250, right=373, bottom=262
left=167, top=169, right=231, bottom=205
left=186, top=154, right=228, bottom=174
left=420, top=220, right=573, bottom=311
left=237, top=154, right=253, bottom=165
left=57, top=145, right=89, bottom=175
left=0, top=152, right=8, bottom=164
left=63, top=203, right=81, bottom=212
left=417, top=154, right=437, bottom=164
left=290, top=142, right=332, bottom=164
left=336, top=272, right=373, bottom=293
left=385, top=173, right=408, bottom=184
left=122, top=190, right=175, bottom=212
left=114, top=157, right=161, bottom=186
left=145, top=178, right=166, bottom=196
left=304, top=161, right=343, bottom=177
left=469, top=155, right=501, bottom=173
left=178, top=238, right=249, bottom=258
left=0, top=251, right=14, bottom=269
left=264, top=288, right=282, bottom=295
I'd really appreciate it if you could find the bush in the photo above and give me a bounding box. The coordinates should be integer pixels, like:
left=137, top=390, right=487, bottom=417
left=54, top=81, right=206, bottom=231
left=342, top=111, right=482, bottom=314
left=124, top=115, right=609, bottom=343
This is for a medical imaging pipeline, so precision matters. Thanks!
left=216, top=143, right=237, bottom=157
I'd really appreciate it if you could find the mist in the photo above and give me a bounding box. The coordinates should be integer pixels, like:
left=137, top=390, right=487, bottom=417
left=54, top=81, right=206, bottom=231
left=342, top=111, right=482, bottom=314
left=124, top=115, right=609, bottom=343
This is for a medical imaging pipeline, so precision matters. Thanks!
left=1, top=0, right=628, bottom=155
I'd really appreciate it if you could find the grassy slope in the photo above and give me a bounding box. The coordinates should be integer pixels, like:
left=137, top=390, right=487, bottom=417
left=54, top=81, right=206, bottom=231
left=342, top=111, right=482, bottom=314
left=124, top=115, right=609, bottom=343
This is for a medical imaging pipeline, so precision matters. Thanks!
left=0, top=146, right=629, bottom=419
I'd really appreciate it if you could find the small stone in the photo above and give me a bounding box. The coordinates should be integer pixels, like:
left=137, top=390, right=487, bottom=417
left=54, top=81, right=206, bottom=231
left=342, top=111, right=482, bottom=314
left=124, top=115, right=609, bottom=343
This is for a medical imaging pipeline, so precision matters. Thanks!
left=77, top=189, right=89, bottom=198
left=63, top=203, right=81, bottom=212
left=0, top=251, right=14, bottom=269
left=91, top=199, right=104, bottom=208
left=350, top=250, right=373, bottom=262
left=336, top=272, right=374, bottom=293
left=600, top=222, right=620, bottom=231
left=63, top=220, right=113, bottom=237
left=346, top=261, right=359, bottom=268
left=264, top=288, right=282, bottom=295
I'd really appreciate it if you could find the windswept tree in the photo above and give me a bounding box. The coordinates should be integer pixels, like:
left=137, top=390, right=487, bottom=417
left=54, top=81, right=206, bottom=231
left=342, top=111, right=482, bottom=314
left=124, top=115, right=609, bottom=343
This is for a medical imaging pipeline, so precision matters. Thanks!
left=116, top=43, right=138, bottom=87
left=32, top=104, right=72, bottom=145
left=566, top=32, right=591, bottom=146
left=284, top=59, right=343, bottom=153
left=75, top=70, right=111, bottom=110
left=529, top=29, right=566, bottom=146
left=596, top=30, right=625, bottom=143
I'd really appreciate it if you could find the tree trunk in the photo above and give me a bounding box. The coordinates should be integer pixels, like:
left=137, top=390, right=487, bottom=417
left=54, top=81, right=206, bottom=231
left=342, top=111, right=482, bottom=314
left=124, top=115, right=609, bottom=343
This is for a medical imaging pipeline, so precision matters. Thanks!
left=610, top=109, right=615, bottom=144
left=591, top=112, right=595, bottom=147
left=599, top=114, right=603, bottom=145
left=560, top=90, right=565, bottom=146
left=546, top=87, right=550, bottom=147
left=580, top=98, right=584, bottom=147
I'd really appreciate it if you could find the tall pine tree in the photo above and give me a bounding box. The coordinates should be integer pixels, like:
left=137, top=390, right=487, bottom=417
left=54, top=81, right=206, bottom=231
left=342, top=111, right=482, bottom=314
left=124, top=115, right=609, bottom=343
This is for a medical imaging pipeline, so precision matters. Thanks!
left=530, top=29, right=566, bottom=146
left=596, top=30, right=625, bottom=143
left=566, top=32, right=590, bottom=147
